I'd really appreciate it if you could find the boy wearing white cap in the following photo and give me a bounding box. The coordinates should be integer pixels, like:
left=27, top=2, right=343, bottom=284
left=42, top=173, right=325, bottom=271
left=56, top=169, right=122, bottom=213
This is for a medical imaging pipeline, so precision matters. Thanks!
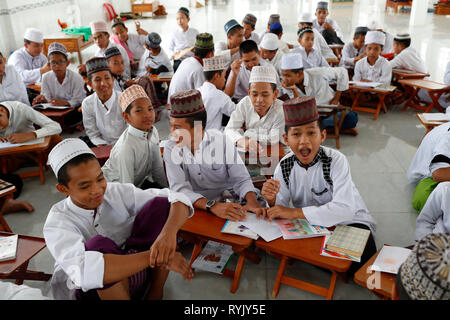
left=102, top=85, right=167, bottom=189
left=260, top=33, right=284, bottom=77
left=0, top=52, right=29, bottom=105
left=353, top=31, right=392, bottom=85
left=225, top=65, right=285, bottom=152
left=81, top=57, right=127, bottom=147
left=242, top=13, right=260, bottom=44
left=339, top=27, right=368, bottom=70
left=292, top=27, right=330, bottom=69
left=197, top=56, right=236, bottom=131
left=390, top=33, right=427, bottom=74
left=7, top=28, right=50, bottom=86
left=367, top=20, right=394, bottom=55
left=163, top=89, right=263, bottom=221
left=297, top=13, right=337, bottom=60
left=215, top=19, right=245, bottom=68
left=312, top=1, right=344, bottom=45
left=33, top=42, right=86, bottom=111
left=44, top=138, right=194, bottom=300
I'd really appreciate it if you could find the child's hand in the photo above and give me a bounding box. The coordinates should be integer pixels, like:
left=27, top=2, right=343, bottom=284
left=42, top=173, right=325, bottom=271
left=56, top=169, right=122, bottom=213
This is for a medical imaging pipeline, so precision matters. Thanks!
left=77, top=64, right=87, bottom=75
left=7, top=132, right=36, bottom=144
left=149, top=230, right=177, bottom=268
left=230, top=59, right=242, bottom=76
left=323, top=22, right=334, bottom=32
left=262, top=179, right=280, bottom=207
left=32, top=95, right=47, bottom=105
left=266, top=205, right=300, bottom=222
left=210, top=202, right=247, bottom=222
left=0, top=137, right=8, bottom=142
left=49, top=98, right=69, bottom=106
left=125, top=79, right=135, bottom=87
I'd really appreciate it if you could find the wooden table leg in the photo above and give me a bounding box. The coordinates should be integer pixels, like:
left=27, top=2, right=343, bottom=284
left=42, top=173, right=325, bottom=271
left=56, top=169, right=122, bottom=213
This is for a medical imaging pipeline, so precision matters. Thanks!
left=402, top=87, right=419, bottom=111
left=272, top=255, right=288, bottom=298
left=37, top=151, right=45, bottom=185
left=0, top=210, right=12, bottom=232
left=188, top=239, right=204, bottom=266
left=426, top=91, right=445, bottom=113
left=229, top=254, right=246, bottom=293
left=326, top=271, right=338, bottom=300
left=13, top=261, right=29, bottom=285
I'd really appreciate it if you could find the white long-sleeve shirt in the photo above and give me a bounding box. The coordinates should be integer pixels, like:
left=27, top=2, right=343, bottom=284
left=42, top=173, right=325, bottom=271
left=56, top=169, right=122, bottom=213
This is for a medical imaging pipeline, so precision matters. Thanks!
left=168, top=57, right=205, bottom=103
left=339, top=42, right=365, bottom=68
left=120, top=33, right=147, bottom=61
left=102, top=126, right=168, bottom=188
left=353, top=56, right=392, bottom=85
left=197, top=81, right=236, bottom=131
left=41, top=69, right=86, bottom=107
left=389, top=47, right=427, bottom=74
left=415, top=181, right=450, bottom=241
left=167, top=27, right=199, bottom=60
left=224, top=96, right=285, bottom=146
left=407, top=122, right=450, bottom=184
left=312, top=18, right=343, bottom=40
left=163, top=130, right=256, bottom=205
left=215, top=41, right=241, bottom=68
left=291, top=28, right=337, bottom=61
left=0, top=282, right=50, bottom=300
left=7, top=47, right=48, bottom=85
left=290, top=46, right=329, bottom=69
left=0, top=65, right=29, bottom=105
left=95, top=41, right=131, bottom=79
left=43, top=182, right=194, bottom=300
left=0, top=100, right=61, bottom=139
left=137, top=48, right=173, bottom=77
left=81, top=90, right=127, bottom=146
left=274, top=147, right=376, bottom=233
left=263, top=49, right=284, bottom=77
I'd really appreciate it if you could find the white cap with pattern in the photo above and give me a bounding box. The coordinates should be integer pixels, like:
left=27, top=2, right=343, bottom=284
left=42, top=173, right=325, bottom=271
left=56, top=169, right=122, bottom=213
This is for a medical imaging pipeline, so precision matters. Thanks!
left=24, top=28, right=43, bottom=43
left=203, top=55, right=228, bottom=72
left=298, top=13, right=313, bottom=23
left=365, top=31, right=386, bottom=45
left=281, top=53, right=303, bottom=70
left=249, top=65, right=277, bottom=84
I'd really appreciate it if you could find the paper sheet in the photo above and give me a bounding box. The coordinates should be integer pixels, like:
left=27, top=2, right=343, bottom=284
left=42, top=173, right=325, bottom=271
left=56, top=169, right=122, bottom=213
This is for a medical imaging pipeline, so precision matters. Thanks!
left=0, top=138, right=45, bottom=150
left=422, top=113, right=450, bottom=122
left=33, top=103, right=72, bottom=110
left=370, top=246, right=411, bottom=274
left=240, top=213, right=282, bottom=242
left=349, top=81, right=382, bottom=88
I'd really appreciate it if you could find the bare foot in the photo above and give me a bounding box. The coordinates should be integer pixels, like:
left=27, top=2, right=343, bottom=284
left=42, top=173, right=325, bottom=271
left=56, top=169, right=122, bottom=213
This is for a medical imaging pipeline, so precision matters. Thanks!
left=1, top=199, right=34, bottom=214
left=165, top=252, right=194, bottom=281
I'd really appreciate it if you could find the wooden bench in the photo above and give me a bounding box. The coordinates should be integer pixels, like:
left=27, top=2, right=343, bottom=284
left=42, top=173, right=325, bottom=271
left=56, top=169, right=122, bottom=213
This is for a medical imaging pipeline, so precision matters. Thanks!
left=180, top=210, right=261, bottom=293
left=348, top=84, right=395, bottom=120
left=43, top=34, right=94, bottom=64
left=399, top=79, right=450, bottom=113
left=385, top=0, right=413, bottom=13
left=255, top=235, right=351, bottom=299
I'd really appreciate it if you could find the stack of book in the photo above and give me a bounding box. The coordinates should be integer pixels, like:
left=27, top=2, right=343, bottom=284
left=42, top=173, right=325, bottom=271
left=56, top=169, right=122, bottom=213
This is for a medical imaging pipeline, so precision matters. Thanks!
left=321, top=225, right=371, bottom=262
left=191, top=241, right=235, bottom=274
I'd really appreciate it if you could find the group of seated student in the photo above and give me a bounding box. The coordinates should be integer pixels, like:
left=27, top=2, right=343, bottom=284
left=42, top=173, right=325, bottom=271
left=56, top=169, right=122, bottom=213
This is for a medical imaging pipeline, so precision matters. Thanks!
left=1, top=1, right=449, bottom=301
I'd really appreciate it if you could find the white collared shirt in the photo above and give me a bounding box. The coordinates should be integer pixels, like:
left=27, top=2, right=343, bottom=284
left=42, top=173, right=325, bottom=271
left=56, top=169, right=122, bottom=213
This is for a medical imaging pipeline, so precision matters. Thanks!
left=263, top=49, right=284, bottom=77
left=312, top=18, right=343, bottom=40
left=0, top=282, right=49, bottom=300
left=43, top=182, right=194, bottom=300
left=81, top=90, right=127, bottom=146
left=245, top=31, right=260, bottom=45
left=353, top=56, right=392, bottom=85
left=0, top=100, right=61, bottom=139
left=339, top=42, right=365, bottom=68
left=163, top=130, right=256, bottom=205
left=102, top=126, right=168, bottom=188
left=168, top=57, right=205, bottom=103
left=224, top=96, right=285, bottom=146
left=123, top=33, right=147, bottom=61
left=407, top=122, right=450, bottom=184
left=0, top=65, right=29, bottom=105
left=168, top=26, right=199, bottom=60
left=415, top=181, right=450, bottom=241
left=389, top=47, right=427, bottom=74
left=291, top=29, right=337, bottom=60
left=95, top=41, right=131, bottom=78
left=382, top=32, right=394, bottom=54
left=198, top=81, right=236, bottom=131
left=274, top=148, right=376, bottom=233
left=137, top=48, right=173, bottom=77
left=41, top=69, right=86, bottom=107
left=215, top=41, right=241, bottom=68
left=290, top=46, right=329, bottom=69
left=7, top=47, right=48, bottom=85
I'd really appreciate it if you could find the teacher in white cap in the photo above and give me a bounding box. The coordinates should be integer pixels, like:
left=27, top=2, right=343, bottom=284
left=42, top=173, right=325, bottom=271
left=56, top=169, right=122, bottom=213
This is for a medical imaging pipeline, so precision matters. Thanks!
left=7, top=28, right=50, bottom=87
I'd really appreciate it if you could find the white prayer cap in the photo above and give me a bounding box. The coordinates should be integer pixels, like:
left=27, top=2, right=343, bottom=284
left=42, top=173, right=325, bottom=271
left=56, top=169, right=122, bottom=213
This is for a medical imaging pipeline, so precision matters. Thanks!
left=394, top=33, right=411, bottom=40
left=203, top=55, right=228, bottom=71
left=24, top=28, right=43, bottom=43
left=368, top=20, right=380, bottom=30
left=48, top=138, right=95, bottom=177
left=90, top=20, right=108, bottom=34
left=249, top=65, right=277, bottom=84
left=260, top=33, right=280, bottom=51
left=281, top=53, right=303, bottom=70
left=364, top=31, right=385, bottom=46
left=298, top=13, right=313, bottom=23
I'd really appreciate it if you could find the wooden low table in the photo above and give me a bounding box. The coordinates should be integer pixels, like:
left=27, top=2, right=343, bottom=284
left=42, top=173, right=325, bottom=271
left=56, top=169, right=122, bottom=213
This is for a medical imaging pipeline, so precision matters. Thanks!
left=255, top=235, right=351, bottom=300
left=348, top=84, right=395, bottom=120
left=180, top=210, right=261, bottom=293
left=416, top=113, right=449, bottom=134
left=326, top=58, right=340, bottom=67
left=149, top=74, right=172, bottom=84
left=328, top=44, right=344, bottom=60
left=354, top=247, right=398, bottom=300
left=400, top=79, right=449, bottom=113
left=0, top=232, right=52, bottom=285
left=39, top=107, right=76, bottom=133
left=0, top=184, right=15, bottom=232
left=392, top=69, right=430, bottom=81
left=43, top=34, right=94, bottom=64
left=0, top=136, right=50, bottom=184
left=385, top=0, right=413, bottom=13
left=318, top=105, right=349, bottom=149
left=91, top=145, right=113, bottom=166
left=27, top=84, right=41, bottom=93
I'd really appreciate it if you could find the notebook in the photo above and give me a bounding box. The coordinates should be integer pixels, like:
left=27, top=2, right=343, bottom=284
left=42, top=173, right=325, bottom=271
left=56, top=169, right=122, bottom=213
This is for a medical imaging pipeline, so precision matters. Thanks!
left=276, top=219, right=330, bottom=240
left=325, top=225, right=370, bottom=258
left=33, top=103, right=72, bottom=110
left=191, top=241, right=234, bottom=274
left=370, top=246, right=412, bottom=274
left=221, top=219, right=259, bottom=240
left=320, top=235, right=360, bottom=262
left=0, top=234, right=19, bottom=262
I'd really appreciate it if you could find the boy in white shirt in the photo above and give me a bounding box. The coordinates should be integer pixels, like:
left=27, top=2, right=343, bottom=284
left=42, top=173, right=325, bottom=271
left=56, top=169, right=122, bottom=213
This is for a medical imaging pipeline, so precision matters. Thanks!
left=44, top=138, right=193, bottom=300
left=312, top=1, right=344, bottom=45
left=390, top=33, right=427, bottom=74
left=242, top=14, right=260, bottom=44
left=197, top=56, right=236, bottom=131
left=225, top=66, right=285, bottom=153
left=81, top=57, right=127, bottom=147
left=0, top=52, right=29, bottom=105
left=102, top=85, right=167, bottom=189
left=259, top=14, right=280, bottom=43
left=168, top=7, right=199, bottom=72
left=269, top=22, right=292, bottom=54
left=215, top=19, right=244, bottom=68
left=291, top=27, right=329, bottom=70
left=339, top=27, right=368, bottom=71
left=260, top=96, right=376, bottom=275
left=260, top=33, right=284, bottom=77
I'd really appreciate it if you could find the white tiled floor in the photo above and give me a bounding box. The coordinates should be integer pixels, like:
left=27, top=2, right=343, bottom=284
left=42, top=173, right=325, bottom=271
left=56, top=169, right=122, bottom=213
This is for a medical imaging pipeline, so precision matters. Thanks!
left=2, top=0, right=449, bottom=300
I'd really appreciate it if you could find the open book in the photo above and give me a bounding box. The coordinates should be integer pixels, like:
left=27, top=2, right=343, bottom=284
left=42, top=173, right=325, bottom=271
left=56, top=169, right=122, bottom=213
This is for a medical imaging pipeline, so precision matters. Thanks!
left=0, top=234, right=18, bottom=262
left=33, top=103, right=72, bottom=110
left=276, top=219, right=330, bottom=240
left=370, top=246, right=411, bottom=274
left=221, top=219, right=259, bottom=240
left=349, top=81, right=396, bottom=91
left=191, top=241, right=234, bottom=274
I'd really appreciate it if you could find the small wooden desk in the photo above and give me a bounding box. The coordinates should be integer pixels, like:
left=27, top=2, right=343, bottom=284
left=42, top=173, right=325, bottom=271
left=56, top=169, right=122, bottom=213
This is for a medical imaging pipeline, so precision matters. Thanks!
left=180, top=210, right=261, bottom=293
left=400, top=79, right=449, bottom=113
left=416, top=113, right=449, bottom=134
left=39, top=107, right=76, bottom=133
left=149, top=74, right=172, bottom=84
left=0, top=136, right=50, bottom=184
left=27, top=84, right=41, bottom=93
left=131, top=1, right=154, bottom=16
left=348, top=84, right=395, bottom=120
left=318, top=105, right=349, bottom=149
left=255, top=235, right=351, bottom=300
left=91, top=145, right=113, bottom=166
left=328, top=44, right=344, bottom=60
left=326, top=58, right=340, bottom=67
left=392, top=69, right=430, bottom=81
left=0, top=185, right=15, bottom=232
left=386, top=0, right=413, bottom=13
left=0, top=232, right=52, bottom=285
left=354, top=247, right=398, bottom=300
left=43, top=34, right=94, bottom=64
